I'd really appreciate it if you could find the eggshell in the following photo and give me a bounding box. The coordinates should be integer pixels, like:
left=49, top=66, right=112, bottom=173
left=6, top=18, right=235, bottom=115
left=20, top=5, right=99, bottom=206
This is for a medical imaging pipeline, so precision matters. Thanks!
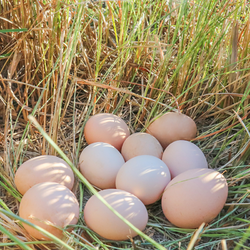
left=161, top=168, right=228, bottom=228
left=84, top=189, right=148, bottom=240
left=19, top=182, right=79, bottom=240
left=15, top=155, right=74, bottom=195
left=121, top=133, right=163, bottom=161
left=116, top=155, right=171, bottom=205
left=84, top=113, right=130, bottom=151
left=162, top=140, right=208, bottom=178
left=147, top=112, right=197, bottom=149
left=79, top=142, right=125, bottom=189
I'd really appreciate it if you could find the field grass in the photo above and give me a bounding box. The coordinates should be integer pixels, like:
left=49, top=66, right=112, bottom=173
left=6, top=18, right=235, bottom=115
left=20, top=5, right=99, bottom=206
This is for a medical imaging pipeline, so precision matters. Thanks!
left=0, top=0, right=250, bottom=249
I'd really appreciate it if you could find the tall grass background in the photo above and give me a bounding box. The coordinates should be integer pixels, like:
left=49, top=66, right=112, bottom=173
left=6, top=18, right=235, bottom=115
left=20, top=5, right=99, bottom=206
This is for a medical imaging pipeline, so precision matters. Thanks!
left=0, top=0, right=250, bottom=249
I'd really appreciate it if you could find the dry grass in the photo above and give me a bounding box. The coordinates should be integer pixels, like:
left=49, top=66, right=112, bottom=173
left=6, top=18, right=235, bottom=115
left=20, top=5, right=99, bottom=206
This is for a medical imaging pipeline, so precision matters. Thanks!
left=1, top=0, right=250, bottom=249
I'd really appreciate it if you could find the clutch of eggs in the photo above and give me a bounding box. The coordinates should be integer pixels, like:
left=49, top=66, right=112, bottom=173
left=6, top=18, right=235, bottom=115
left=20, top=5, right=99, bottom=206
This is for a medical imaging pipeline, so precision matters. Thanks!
left=15, top=111, right=229, bottom=242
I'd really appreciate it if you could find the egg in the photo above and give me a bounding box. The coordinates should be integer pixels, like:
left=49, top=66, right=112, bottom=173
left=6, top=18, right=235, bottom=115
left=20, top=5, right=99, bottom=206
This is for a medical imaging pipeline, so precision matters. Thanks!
left=147, top=112, right=197, bottom=149
left=116, top=155, right=171, bottom=205
left=161, top=168, right=228, bottom=228
left=162, top=140, right=208, bottom=179
left=19, top=182, right=79, bottom=240
left=84, top=113, right=130, bottom=151
left=121, top=133, right=163, bottom=161
left=84, top=189, right=148, bottom=240
left=79, top=142, right=125, bottom=189
left=15, top=155, right=74, bottom=195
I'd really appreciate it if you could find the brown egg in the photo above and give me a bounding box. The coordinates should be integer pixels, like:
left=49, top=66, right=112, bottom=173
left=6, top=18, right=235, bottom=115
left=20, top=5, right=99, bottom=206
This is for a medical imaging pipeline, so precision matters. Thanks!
left=121, top=133, right=163, bottom=161
left=19, top=182, right=79, bottom=240
left=84, top=113, right=130, bottom=151
left=79, top=142, right=125, bottom=189
left=15, top=155, right=74, bottom=195
left=147, top=112, right=197, bottom=149
left=84, top=189, right=148, bottom=240
left=116, top=155, right=171, bottom=205
left=161, top=168, right=228, bottom=228
left=162, top=140, right=208, bottom=179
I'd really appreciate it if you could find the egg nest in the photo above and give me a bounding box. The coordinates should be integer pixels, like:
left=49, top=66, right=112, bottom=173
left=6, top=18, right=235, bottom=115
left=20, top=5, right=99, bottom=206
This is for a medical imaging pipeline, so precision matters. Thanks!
left=1, top=0, right=250, bottom=249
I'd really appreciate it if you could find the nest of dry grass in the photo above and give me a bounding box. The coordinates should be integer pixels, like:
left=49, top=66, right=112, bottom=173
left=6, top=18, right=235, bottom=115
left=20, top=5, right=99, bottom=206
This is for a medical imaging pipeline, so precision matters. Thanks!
left=1, top=0, right=250, bottom=249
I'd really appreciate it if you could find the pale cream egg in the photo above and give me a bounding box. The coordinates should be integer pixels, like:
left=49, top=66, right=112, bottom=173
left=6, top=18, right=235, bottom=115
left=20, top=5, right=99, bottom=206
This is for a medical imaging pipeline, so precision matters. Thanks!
left=121, top=133, right=163, bottom=161
left=79, top=142, right=125, bottom=189
left=116, top=155, right=171, bottom=205
left=19, top=182, right=79, bottom=240
left=161, top=168, right=228, bottom=228
left=147, top=112, right=197, bottom=149
left=84, top=189, right=148, bottom=240
left=15, top=155, right=74, bottom=195
left=84, top=113, right=130, bottom=151
left=162, top=140, right=208, bottom=179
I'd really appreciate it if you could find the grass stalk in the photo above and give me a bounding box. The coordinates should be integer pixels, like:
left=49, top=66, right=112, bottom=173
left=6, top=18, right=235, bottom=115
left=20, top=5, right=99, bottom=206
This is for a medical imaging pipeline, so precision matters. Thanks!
left=0, top=223, right=32, bottom=250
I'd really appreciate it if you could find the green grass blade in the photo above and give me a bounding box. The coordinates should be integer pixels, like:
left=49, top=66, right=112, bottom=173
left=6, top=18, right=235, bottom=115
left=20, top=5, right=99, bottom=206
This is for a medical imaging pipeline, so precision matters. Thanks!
left=0, top=28, right=28, bottom=33
left=0, top=209, right=75, bottom=250
left=0, top=223, right=33, bottom=250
